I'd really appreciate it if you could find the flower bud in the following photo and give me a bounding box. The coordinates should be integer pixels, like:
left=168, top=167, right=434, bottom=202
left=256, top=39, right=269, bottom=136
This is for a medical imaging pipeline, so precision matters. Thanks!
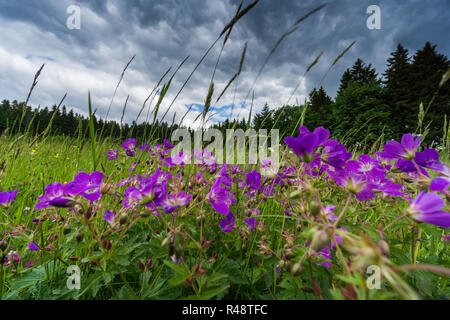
left=101, top=238, right=112, bottom=251
left=161, top=236, right=170, bottom=248
left=119, top=213, right=128, bottom=225
left=138, top=260, right=145, bottom=272
left=140, top=208, right=152, bottom=217
left=75, top=231, right=83, bottom=243
left=309, top=199, right=321, bottom=217
left=140, top=191, right=155, bottom=206
left=378, top=240, right=390, bottom=257
left=197, top=214, right=206, bottom=226
left=0, top=240, right=7, bottom=251
left=84, top=208, right=92, bottom=220
left=311, top=230, right=330, bottom=252
left=416, top=176, right=431, bottom=191
left=288, top=189, right=302, bottom=200
left=68, top=257, right=80, bottom=262
left=63, top=225, right=71, bottom=235
left=285, top=261, right=292, bottom=273
left=100, top=183, right=113, bottom=195
left=291, top=263, right=302, bottom=276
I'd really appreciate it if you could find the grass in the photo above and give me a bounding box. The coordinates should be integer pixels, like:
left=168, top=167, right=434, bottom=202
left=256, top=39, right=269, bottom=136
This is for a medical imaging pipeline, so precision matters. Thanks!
left=0, top=2, right=449, bottom=301
left=0, top=130, right=448, bottom=300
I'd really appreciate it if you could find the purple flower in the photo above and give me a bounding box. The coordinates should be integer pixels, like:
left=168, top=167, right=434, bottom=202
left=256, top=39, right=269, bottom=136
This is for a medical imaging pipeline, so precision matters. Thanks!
left=106, top=149, right=118, bottom=160
left=139, top=143, right=151, bottom=152
left=383, top=133, right=420, bottom=160
left=12, top=253, right=20, bottom=263
left=163, top=139, right=175, bottom=150
left=321, top=205, right=337, bottom=222
left=163, top=191, right=192, bottom=214
left=122, top=138, right=136, bottom=150
left=122, top=138, right=137, bottom=157
left=28, top=241, right=39, bottom=251
left=219, top=212, right=235, bottom=233
left=0, top=189, right=18, bottom=208
left=24, top=260, right=35, bottom=268
left=245, top=217, right=258, bottom=231
left=442, top=234, right=450, bottom=242
left=35, top=182, right=80, bottom=210
left=393, top=158, right=429, bottom=175
left=209, top=176, right=235, bottom=215
left=103, top=210, right=115, bottom=225
left=171, top=255, right=184, bottom=264
left=330, top=168, right=373, bottom=200
left=194, top=149, right=216, bottom=166
left=430, top=177, right=450, bottom=192
left=162, top=151, right=191, bottom=166
left=284, top=126, right=330, bottom=163
left=407, top=192, right=450, bottom=228
left=128, top=162, right=138, bottom=172
left=316, top=246, right=332, bottom=268
left=73, top=171, right=104, bottom=202
left=314, top=229, right=346, bottom=268
left=426, top=162, right=450, bottom=192
left=321, top=140, right=352, bottom=168
left=414, top=149, right=442, bottom=171
left=195, top=171, right=206, bottom=184
left=245, top=170, right=261, bottom=191
left=369, top=178, right=404, bottom=197
left=348, top=155, right=385, bottom=178
left=123, top=169, right=169, bottom=210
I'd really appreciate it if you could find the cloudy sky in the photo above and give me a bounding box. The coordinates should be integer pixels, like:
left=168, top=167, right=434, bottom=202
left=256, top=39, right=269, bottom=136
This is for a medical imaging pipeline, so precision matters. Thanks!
left=0, top=0, right=448, bottom=128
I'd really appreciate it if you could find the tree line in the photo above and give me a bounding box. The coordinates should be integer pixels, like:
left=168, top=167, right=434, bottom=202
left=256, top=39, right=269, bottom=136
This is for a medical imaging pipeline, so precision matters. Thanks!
left=0, top=100, right=183, bottom=143
left=1, top=42, right=448, bottom=148
left=252, top=42, right=449, bottom=148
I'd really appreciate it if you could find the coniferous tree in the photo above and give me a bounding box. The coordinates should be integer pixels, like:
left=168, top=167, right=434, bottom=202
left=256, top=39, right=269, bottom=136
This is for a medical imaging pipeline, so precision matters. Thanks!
left=337, top=58, right=378, bottom=96
left=409, top=42, right=450, bottom=145
left=331, top=80, right=392, bottom=147
left=253, top=103, right=273, bottom=130
left=383, top=44, right=412, bottom=138
left=305, top=86, right=333, bottom=129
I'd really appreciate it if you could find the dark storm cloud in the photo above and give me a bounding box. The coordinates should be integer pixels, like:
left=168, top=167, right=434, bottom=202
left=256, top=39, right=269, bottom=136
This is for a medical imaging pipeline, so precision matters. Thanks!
left=0, top=0, right=448, bottom=127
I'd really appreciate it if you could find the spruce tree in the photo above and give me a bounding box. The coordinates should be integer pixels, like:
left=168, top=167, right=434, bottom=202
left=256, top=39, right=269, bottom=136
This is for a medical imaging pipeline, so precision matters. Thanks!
left=337, top=58, right=378, bottom=96
left=383, top=44, right=412, bottom=138
left=305, top=86, right=333, bottom=129
left=253, top=103, right=273, bottom=130
left=409, top=42, right=449, bottom=145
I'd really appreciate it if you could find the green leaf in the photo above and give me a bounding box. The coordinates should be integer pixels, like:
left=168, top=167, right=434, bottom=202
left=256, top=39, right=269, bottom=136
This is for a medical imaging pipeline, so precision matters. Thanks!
left=164, top=260, right=190, bottom=286
left=186, top=284, right=230, bottom=300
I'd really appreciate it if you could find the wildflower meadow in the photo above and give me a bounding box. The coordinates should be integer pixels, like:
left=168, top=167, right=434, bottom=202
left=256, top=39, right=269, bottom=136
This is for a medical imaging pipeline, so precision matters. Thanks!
left=0, top=1, right=449, bottom=302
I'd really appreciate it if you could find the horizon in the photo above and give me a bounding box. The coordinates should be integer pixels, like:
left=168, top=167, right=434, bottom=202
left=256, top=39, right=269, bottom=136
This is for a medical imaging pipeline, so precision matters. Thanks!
left=0, top=0, right=448, bottom=129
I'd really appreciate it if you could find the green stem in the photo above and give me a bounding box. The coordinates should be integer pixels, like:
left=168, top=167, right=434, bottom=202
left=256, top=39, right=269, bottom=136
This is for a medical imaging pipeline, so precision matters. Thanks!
left=413, top=227, right=422, bottom=264
left=333, top=193, right=352, bottom=227
left=383, top=214, right=408, bottom=231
